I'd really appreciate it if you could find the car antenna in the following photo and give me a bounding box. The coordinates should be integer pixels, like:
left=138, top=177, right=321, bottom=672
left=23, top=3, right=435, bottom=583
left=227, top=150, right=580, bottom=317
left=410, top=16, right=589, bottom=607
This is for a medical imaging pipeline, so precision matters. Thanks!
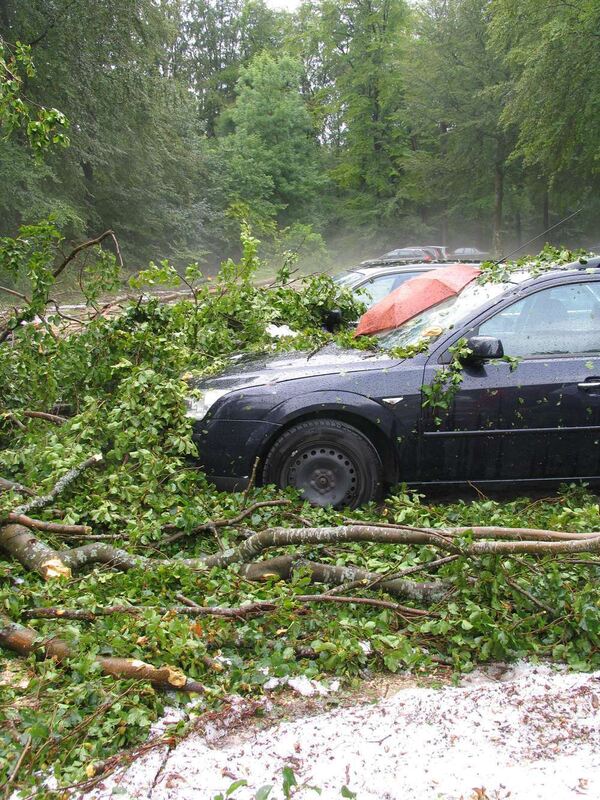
left=494, top=207, right=583, bottom=265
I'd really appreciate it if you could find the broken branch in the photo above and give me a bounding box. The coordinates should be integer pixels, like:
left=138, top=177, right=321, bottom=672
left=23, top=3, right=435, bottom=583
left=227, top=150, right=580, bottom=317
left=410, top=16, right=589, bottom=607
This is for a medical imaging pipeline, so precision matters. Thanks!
left=13, top=454, right=102, bottom=516
left=0, top=613, right=204, bottom=693
left=22, top=410, right=67, bottom=425
left=4, top=514, right=90, bottom=535
left=0, top=478, right=35, bottom=497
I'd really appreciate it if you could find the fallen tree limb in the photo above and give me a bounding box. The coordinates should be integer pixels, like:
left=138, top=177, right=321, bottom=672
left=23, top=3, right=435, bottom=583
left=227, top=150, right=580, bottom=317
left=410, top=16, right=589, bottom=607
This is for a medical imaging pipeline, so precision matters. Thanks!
left=0, top=612, right=204, bottom=693
left=0, top=477, right=35, bottom=497
left=0, top=231, right=122, bottom=344
left=0, top=524, right=73, bottom=579
left=4, top=514, right=90, bottom=535
left=22, top=592, right=428, bottom=622
left=344, top=520, right=600, bottom=542
left=503, top=575, right=556, bottom=615
left=12, top=453, right=102, bottom=516
left=161, top=499, right=292, bottom=545
left=242, top=555, right=449, bottom=603
left=325, top=555, right=461, bottom=596
left=217, top=526, right=600, bottom=563
left=22, top=410, right=68, bottom=425
left=3, top=524, right=600, bottom=590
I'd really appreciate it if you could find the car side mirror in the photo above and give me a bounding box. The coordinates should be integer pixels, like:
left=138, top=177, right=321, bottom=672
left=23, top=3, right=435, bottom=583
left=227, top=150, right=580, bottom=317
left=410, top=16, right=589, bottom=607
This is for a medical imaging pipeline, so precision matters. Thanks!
left=464, top=335, right=504, bottom=362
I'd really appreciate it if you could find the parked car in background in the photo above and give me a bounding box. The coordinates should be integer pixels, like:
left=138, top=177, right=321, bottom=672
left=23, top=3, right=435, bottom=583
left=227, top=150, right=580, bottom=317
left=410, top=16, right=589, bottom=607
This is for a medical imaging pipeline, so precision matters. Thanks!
left=407, top=244, right=449, bottom=260
left=453, top=247, right=488, bottom=259
left=362, top=247, right=434, bottom=265
left=187, top=257, right=600, bottom=508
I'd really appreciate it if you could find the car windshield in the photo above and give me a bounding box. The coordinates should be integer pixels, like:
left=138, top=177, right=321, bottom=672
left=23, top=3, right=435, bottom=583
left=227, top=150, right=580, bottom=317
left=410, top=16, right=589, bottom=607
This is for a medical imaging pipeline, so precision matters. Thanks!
left=378, top=279, right=513, bottom=350
left=333, top=270, right=364, bottom=288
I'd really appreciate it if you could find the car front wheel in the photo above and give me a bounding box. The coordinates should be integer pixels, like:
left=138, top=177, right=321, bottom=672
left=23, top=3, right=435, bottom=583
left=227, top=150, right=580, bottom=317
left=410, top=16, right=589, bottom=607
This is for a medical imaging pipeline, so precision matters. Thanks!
left=262, top=418, right=383, bottom=509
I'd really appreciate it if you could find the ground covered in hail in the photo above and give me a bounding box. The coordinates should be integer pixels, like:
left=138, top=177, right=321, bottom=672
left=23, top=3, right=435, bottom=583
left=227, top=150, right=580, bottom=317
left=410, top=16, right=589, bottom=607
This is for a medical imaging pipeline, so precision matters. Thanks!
left=84, top=661, right=600, bottom=800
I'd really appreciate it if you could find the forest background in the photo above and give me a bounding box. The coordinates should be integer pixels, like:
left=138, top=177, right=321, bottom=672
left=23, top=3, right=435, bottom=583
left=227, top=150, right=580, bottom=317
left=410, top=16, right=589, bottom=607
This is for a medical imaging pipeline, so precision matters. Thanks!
left=1, top=0, right=599, bottom=275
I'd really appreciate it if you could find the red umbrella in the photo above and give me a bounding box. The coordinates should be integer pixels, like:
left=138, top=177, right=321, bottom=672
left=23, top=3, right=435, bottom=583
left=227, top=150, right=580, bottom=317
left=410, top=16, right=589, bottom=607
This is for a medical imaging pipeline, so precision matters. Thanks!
left=355, top=263, right=481, bottom=337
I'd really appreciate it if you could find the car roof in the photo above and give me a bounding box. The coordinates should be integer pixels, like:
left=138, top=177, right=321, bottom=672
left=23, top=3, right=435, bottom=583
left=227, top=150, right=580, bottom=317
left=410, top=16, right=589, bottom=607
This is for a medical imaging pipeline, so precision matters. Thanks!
left=347, top=261, right=453, bottom=278
left=483, top=256, right=600, bottom=296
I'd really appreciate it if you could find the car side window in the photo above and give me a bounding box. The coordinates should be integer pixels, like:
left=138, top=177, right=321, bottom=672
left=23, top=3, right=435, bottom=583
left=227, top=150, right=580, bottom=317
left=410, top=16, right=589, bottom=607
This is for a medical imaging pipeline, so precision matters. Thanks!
left=391, top=271, right=421, bottom=291
left=360, top=274, right=400, bottom=306
left=478, top=281, right=600, bottom=356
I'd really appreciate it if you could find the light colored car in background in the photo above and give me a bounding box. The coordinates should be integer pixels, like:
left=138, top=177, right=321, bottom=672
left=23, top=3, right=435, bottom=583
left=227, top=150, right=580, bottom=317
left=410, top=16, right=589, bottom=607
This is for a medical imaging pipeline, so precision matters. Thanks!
left=333, top=262, right=452, bottom=308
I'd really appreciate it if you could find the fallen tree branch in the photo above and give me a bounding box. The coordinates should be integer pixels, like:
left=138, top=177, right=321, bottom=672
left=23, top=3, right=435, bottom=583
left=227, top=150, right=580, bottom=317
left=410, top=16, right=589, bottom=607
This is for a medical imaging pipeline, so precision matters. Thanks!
left=0, top=524, right=73, bottom=579
left=52, top=230, right=123, bottom=281
left=3, top=413, right=27, bottom=431
left=0, top=612, right=204, bottom=693
left=242, top=555, right=449, bottom=603
left=503, top=575, right=555, bottom=615
left=325, top=555, right=461, bottom=596
left=161, top=499, right=291, bottom=545
left=4, top=514, right=90, bottom=535
left=4, top=524, right=600, bottom=590
left=22, top=410, right=67, bottom=425
left=219, top=526, right=600, bottom=563
left=22, top=592, right=428, bottom=622
left=0, top=231, right=122, bottom=344
left=344, top=520, right=600, bottom=543
left=13, top=453, right=102, bottom=516
left=0, top=478, right=36, bottom=497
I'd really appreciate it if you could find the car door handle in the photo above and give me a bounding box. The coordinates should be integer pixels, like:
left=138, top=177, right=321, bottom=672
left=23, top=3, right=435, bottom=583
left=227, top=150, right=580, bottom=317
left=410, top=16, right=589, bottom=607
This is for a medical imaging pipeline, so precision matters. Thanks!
left=578, top=379, right=600, bottom=390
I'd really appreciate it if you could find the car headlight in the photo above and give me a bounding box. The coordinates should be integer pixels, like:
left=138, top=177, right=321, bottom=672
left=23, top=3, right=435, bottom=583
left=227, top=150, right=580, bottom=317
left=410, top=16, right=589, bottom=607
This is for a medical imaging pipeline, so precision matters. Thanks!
left=185, top=388, right=230, bottom=421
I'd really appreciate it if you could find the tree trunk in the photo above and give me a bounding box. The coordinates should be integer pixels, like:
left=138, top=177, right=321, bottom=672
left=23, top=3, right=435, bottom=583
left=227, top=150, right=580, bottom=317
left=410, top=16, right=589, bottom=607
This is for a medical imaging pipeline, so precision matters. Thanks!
left=0, top=0, right=10, bottom=34
left=542, top=188, right=550, bottom=234
left=492, top=162, right=504, bottom=256
left=439, top=122, right=449, bottom=247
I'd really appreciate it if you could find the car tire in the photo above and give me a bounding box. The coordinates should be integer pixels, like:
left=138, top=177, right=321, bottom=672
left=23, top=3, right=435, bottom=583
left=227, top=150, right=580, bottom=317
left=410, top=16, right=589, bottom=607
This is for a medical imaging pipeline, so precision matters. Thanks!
left=262, top=418, right=383, bottom=509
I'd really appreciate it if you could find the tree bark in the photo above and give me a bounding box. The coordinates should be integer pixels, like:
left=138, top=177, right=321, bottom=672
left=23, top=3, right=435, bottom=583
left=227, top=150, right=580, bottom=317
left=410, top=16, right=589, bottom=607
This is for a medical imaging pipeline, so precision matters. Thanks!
left=0, top=613, right=205, bottom=692
left=492, top=161, right=504, bottom=256
left=542, top=187, right=550, bottom=233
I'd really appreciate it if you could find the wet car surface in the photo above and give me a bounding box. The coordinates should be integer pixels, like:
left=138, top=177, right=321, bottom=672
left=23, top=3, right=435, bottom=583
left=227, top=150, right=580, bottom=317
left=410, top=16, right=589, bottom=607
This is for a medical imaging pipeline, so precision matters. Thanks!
left=187, top=258, right=600, bottom=507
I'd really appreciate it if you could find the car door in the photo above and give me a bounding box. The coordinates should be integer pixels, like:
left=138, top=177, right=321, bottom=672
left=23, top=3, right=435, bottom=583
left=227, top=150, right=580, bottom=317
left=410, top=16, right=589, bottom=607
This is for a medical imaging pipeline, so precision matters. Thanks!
left=418, top=276, right=600, bottom=484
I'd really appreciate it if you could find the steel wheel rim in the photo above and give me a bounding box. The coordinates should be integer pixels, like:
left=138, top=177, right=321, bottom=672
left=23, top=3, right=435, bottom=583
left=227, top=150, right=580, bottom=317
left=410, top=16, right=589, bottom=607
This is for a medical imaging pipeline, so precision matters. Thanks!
left=285, top=444, right=359, bottom=507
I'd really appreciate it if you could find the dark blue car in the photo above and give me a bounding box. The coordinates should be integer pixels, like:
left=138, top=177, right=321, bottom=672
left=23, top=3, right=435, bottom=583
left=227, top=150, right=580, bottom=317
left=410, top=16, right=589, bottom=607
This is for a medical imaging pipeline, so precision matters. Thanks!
left=187, top=259, right=600, bottom=507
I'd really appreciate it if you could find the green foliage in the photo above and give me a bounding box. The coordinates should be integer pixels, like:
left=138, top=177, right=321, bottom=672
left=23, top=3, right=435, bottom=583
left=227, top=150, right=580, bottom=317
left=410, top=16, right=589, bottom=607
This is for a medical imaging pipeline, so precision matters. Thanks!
left=478, top=244, right=592, bottom=284
left=0, top=220, right=120, bottom=330
left=2, top=1, right=600, bottom=261
left=490, top=0, right=600, bottom=182
left=1, top=237, right=599, bottom=797
left=421, top=338, right=472, bottom=425
left=0, top=38, right=69, bottom=152
left=218, top=52, right=326, bottom=229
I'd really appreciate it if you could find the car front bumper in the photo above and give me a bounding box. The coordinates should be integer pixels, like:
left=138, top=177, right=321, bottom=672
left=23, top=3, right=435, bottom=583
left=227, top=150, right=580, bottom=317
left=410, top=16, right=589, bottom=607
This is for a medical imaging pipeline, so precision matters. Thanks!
left=191, top=417, right=282, bottom=489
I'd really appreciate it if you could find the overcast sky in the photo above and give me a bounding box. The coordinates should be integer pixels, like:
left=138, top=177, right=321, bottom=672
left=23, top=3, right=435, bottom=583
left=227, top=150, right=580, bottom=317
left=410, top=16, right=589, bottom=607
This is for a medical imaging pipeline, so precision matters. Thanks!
left=264, top=0, right=301, bottom=11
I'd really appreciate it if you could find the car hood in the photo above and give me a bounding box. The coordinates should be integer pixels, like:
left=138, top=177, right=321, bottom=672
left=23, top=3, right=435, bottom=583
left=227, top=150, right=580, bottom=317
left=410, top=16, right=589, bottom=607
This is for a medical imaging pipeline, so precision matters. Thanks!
left=188, top=344, right=399, bottom=393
